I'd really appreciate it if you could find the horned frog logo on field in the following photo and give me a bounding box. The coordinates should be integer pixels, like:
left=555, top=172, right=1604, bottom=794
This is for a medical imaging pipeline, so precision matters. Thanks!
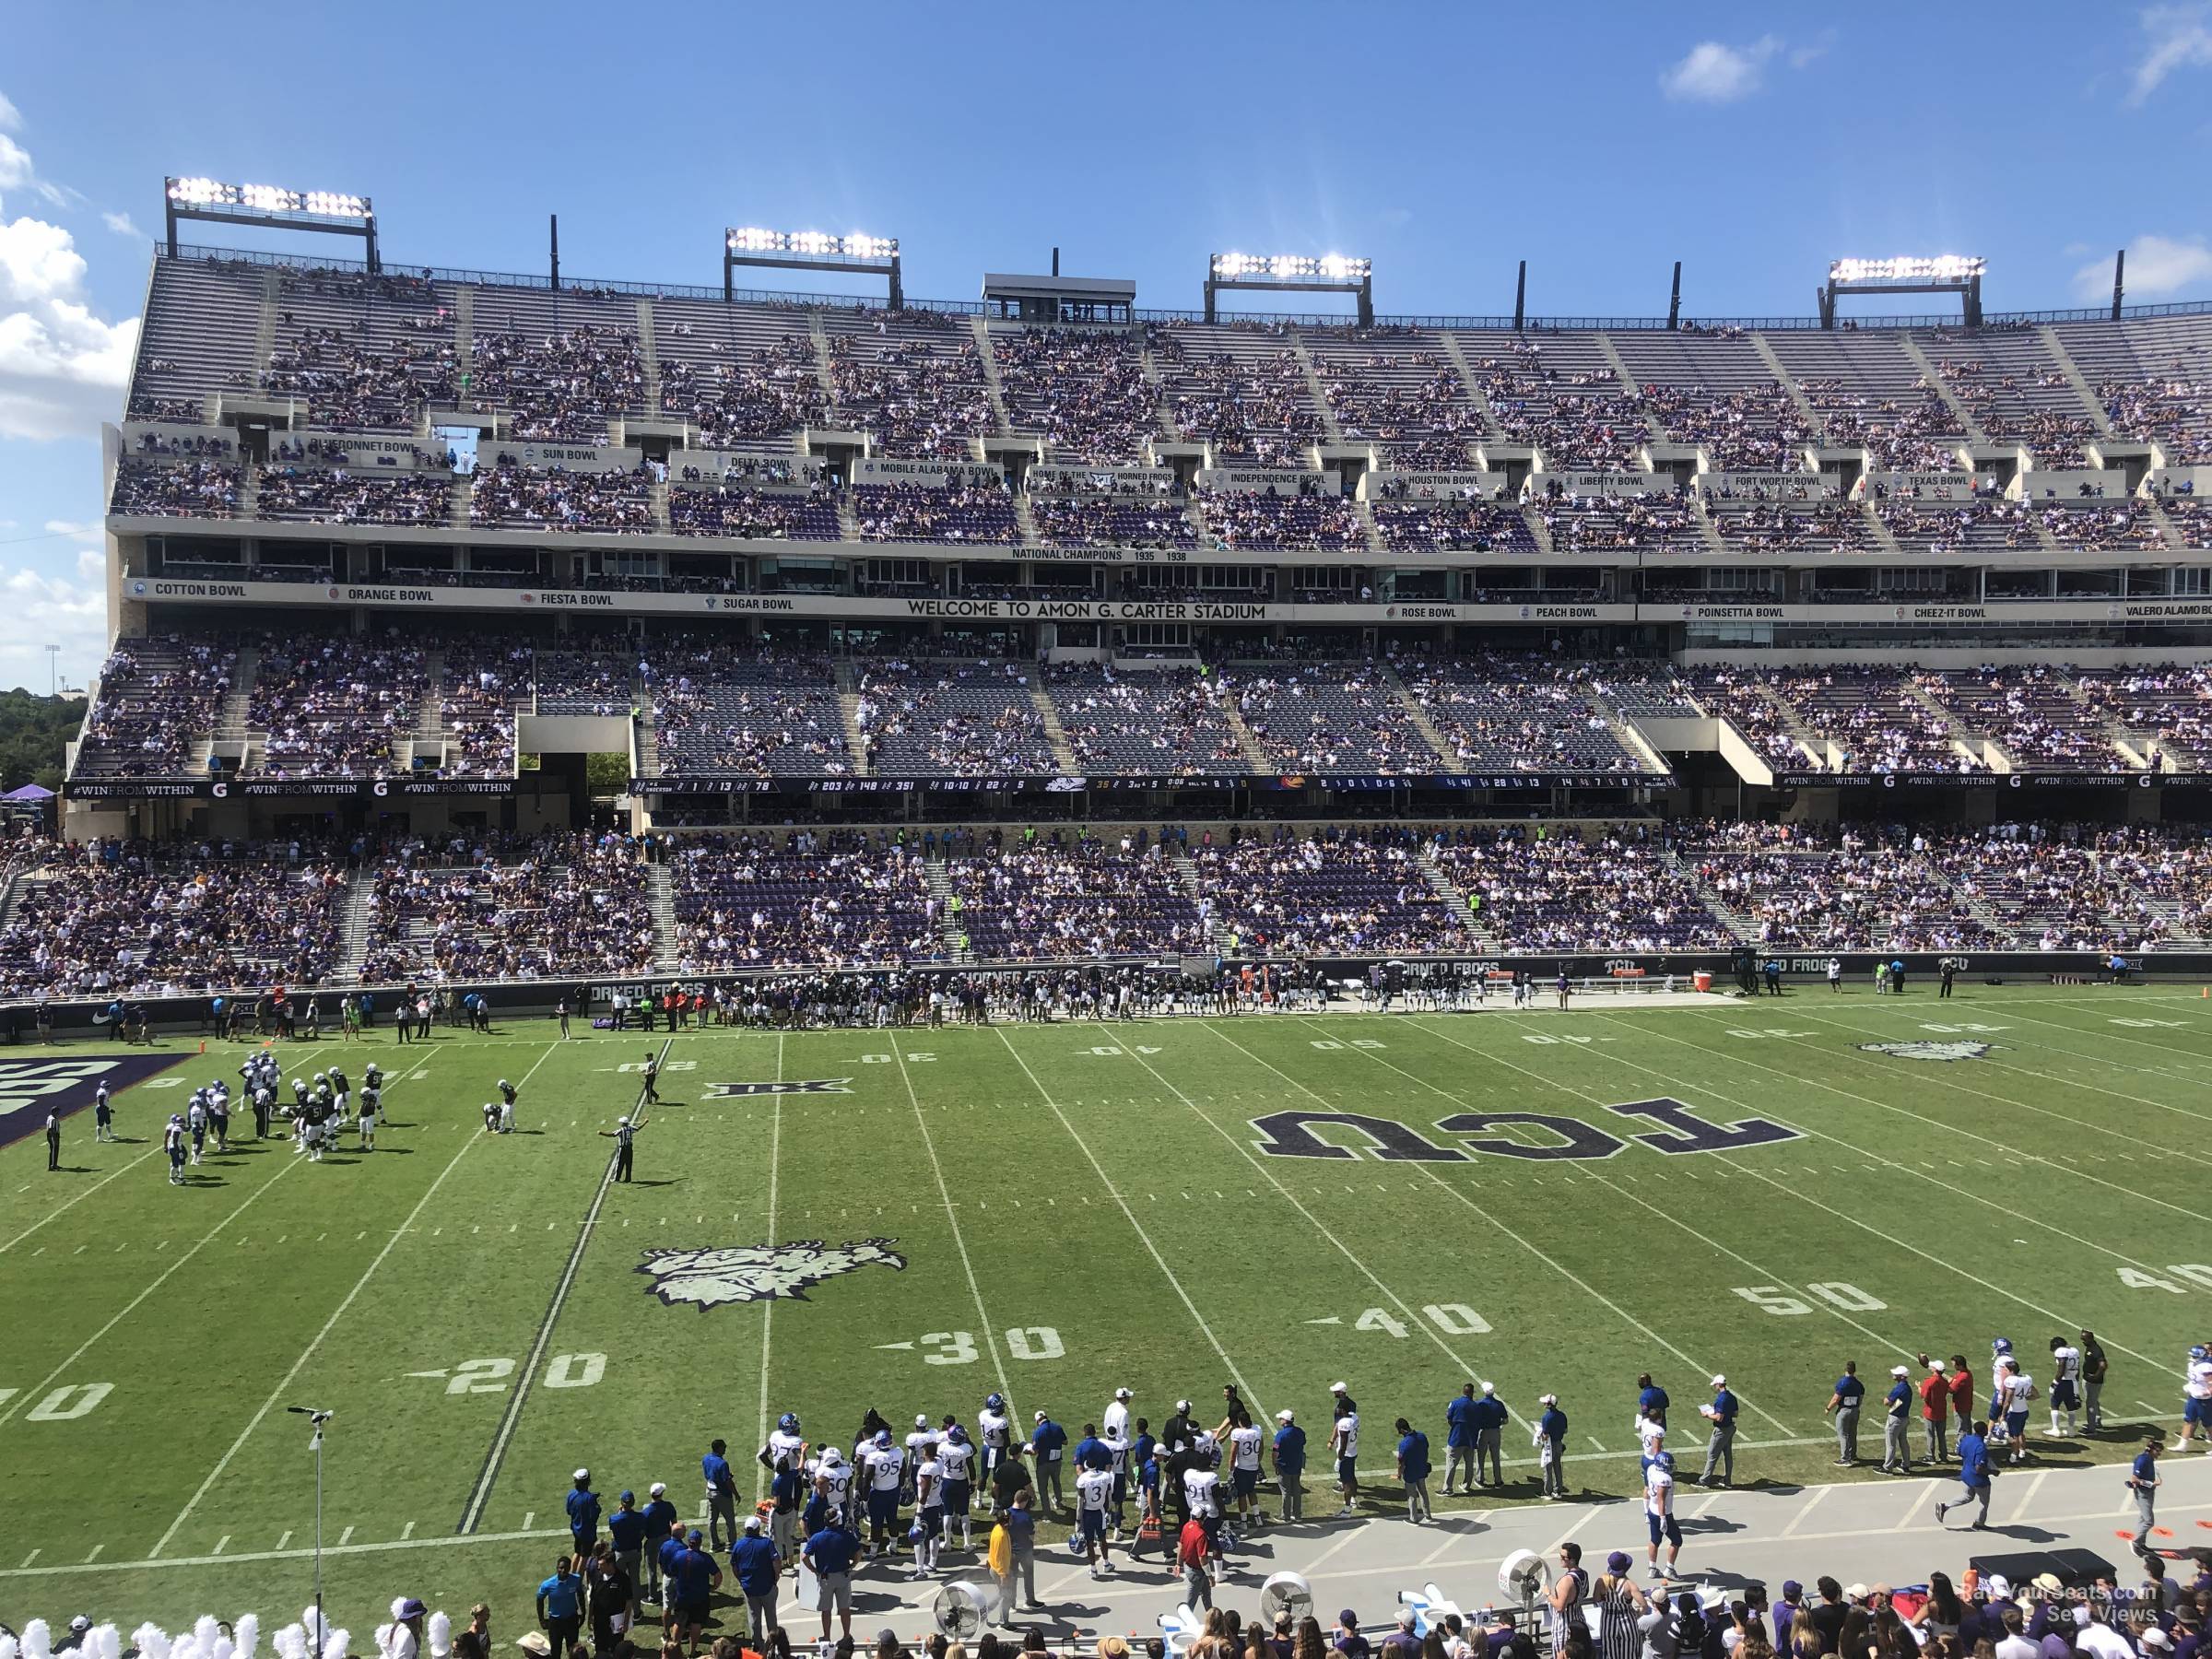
left=637, top=1239, right=907, bottom=1309
left=1856, top=1040, right=1993, bottom=1063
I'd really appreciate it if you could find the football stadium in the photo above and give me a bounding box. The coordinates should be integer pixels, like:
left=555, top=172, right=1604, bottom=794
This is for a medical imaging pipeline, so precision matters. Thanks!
left=7, top=18, right=2212, bottom=1659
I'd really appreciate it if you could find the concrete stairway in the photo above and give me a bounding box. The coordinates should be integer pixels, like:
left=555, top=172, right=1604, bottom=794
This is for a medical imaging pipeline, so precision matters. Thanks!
left=1748, top=333, right=1830, bottom=440
left=254, top=273, right=281, bottom=379
left=1289, top=335, right=1345, bottom=443
left=1416, top=851, right=1495, bottom=947
left=1895, top=335, right=1989, bottom=447
left=970, top=317, right=1014, bottom=438
left=1376, top=662, right=1463, bottom=771
left=925, top=858, right=968, bottom=960
left=1030, top=688, right=1079, bottom=773
left=332, top=877, right=380, bottom=984
left=808, top=313, right=840, bottom=406
left=637, top=300, right=661, bottom=413
left=2036, top=326, right=2117, bottom=438
left=1215, top=683, right=1271, bottom=771
left=1168, top=850, right=1232, bottom=953
left=646, top=865, right=681, bottom=971
left=1435, top=332, right=1506, bottom=443
left=1673, top=853, right=1762, bottom=944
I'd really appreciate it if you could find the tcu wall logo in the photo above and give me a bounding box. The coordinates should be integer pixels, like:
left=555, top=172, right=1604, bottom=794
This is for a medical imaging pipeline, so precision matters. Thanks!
left=637, top=1239, right=907, bottom=1310
left=1856, top=1041, right=1993, bottom=1063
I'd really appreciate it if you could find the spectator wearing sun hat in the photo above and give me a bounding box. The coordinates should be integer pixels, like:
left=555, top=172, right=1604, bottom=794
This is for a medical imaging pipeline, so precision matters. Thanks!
left=1881, top=1368, right=1914, bottom=1474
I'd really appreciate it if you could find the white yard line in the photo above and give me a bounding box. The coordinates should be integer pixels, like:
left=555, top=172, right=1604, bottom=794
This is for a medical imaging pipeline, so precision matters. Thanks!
left=1671, top=1006, right=2208, bottom=1225
left=458, top=1037, right=666, bottom=1534
left=2, top=1045, right=436, bottom=1431
left=1, top=1041, right=335, bottom=1256
left=1780, top=1485, right=1829, bottom=1537
left=1782, top=1004, right=2212, bottom=1150
left=16, top=1453, right=2184, bottom=1585
left=151, top=1040, right=550, bottom=1559
left=994, top=1027, right=1265, bottom=1415
left=1206, top=1018, right=1767, bottom=1433
left=1302, top=1013, right=1851, bottom=1433
left=755, top=1032, right=785, bottom=1484
left=889, top=1044, right=1015, bottom=1406
left=1110, top=1028, right=1513, bottom=1421
left=1443, top=1012, right=2190, bottom=1368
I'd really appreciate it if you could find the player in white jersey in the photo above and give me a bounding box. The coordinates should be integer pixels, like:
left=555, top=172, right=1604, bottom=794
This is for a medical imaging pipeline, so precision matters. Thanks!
left=2047, top=1335, right=2083, bottom=1437
left=358, top=1084, right=380, bottom=1151
left=762, top=1413, right=807, bottom=1560
left=935, top=1421, right=976, bottom=1547
left=186, top=1095, right=207, bottom=1165
left=1184, top=1442, right=1225, bottom=1571
left=1101, top=1428, right=1131, bottom=1535
left=1076, top=1464, right=1115, bottom=1578
left=977, top=1392, right=1011, bottom=1486
left=1229, top=1413, right=1266, bottom=1525
left=904, top=1415, right=937, bottom=1500
left=1643, top=1450, right=1681, bottom=1579
left=2179, top=1347, right=2212, bottom=1453
left=813, top=1445, right=854, bottom=1529
left=864, top=1430, right=903, bottom=1558
left=911, top=1452, right=944, bottom=1579
left=1994, top=1359, right=2037, bottom=1464
left=163, top=1114, right=187, bottom=1184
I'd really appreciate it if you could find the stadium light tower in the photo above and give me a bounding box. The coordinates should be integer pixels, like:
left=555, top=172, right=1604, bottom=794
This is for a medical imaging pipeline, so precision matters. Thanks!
left=724, top=228, right=902, bottom=309
left=1206, top=253, right=1372, bottom=326
left=163, top=177, right=377, bottom=271
left=1819, top=255, right=1983, bottom=329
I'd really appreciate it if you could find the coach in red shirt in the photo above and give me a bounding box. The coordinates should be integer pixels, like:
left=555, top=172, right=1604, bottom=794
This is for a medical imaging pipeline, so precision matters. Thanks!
left=1178, top=1515, right=1213, bottom=1610
left=1919, top=1361, right=1951, bottom=1463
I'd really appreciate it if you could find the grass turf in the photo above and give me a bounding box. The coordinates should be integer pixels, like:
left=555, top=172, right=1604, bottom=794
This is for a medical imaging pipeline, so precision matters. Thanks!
left=2, top=982, right=2209, bottom=1630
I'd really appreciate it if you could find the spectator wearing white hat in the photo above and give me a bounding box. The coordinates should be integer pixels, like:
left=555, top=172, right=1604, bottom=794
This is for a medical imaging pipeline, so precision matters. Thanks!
left=1272, top=1408, right=1306, bottom=1520
left=1880, top=1367, right=1914, bottom=1474
left=1699, top=1375, right=1738, bottom=1488
left=639, top=1481, right=677, bottom=1603
left=1536, top=1394, right=1569, bottom=1499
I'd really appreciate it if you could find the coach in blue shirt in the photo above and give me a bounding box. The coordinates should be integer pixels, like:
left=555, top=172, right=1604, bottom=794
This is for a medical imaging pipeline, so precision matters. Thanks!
left=1470, top=1383, right=1508, bottom=1487
left=1700, top=1376, right=1739, bottom=1488
left=1273, top=1410, right=1308, bottom=1522
left=1827, top=1364, right=1865, bottom=1466
left=729, top=1516, right=781, bottom=1642
left=1444, top=1384, right=1478, bottom=1495
left=1936, top=1420, right=1992, bottom=1528
left=803, top=1524, right=858, bottom=1643
left=1636, top=1374, right=1668, bottom=1427
left=1537, top=1394, right=1570, bottom=1499
left=1394, top=1418, right=1432, bottom=1524
left=566, top=1470, right=601, bottom=1551
left=1072, top=1425, right=1111, bottom=1471
left=702, top=1439, right=739, bottom=1548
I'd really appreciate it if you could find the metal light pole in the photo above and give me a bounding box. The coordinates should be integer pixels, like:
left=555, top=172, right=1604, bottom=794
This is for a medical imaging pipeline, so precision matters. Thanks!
left=289, top=1406, right=334, bottom=1641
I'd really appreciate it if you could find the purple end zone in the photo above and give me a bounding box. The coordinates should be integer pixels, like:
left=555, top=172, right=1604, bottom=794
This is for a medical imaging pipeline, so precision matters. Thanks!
left=0, top=1054, right=187, bottom=1148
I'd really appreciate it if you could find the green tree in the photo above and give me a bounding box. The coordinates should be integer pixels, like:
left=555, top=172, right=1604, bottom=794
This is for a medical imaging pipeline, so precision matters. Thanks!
left=0, top=688, right=88, bottom=792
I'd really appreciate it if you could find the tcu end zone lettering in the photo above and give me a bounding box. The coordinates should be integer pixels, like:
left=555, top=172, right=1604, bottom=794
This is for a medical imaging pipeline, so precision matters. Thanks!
left=0, top=1055, right=185, bottom=1148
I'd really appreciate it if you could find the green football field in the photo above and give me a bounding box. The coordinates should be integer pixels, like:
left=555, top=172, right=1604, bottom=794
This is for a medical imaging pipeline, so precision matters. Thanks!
left=3, top=982, right=2210, bottom=1632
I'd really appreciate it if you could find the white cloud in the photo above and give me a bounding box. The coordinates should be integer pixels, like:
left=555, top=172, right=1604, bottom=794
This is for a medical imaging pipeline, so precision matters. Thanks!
left=100, top=210, right=141, bottom=240
left=2075, top=233, right=2212, bottom=300
left=0, top=93, right=19, bottom=133
left=0, top=216, right=141, bottom=439
left=45, top=517, right=98, bottom=538
left=2130, top=5, right=2212, bottom=103
left=0, top=93, right=138, bottom=440
left=1788, top=29, right=1838, bottom=69
left=1662, top=36, right=1783, bottom=101
left=0, top=558, right=109, bottom=692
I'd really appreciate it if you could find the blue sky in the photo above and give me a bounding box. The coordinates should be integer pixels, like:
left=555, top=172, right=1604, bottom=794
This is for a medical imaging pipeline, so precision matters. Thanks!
left=1, top=0, right=2209, bottom=688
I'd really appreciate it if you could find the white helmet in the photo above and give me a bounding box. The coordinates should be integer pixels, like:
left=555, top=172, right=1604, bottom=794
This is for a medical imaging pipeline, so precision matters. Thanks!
left=618, top=1116, right=630, bottom=1128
